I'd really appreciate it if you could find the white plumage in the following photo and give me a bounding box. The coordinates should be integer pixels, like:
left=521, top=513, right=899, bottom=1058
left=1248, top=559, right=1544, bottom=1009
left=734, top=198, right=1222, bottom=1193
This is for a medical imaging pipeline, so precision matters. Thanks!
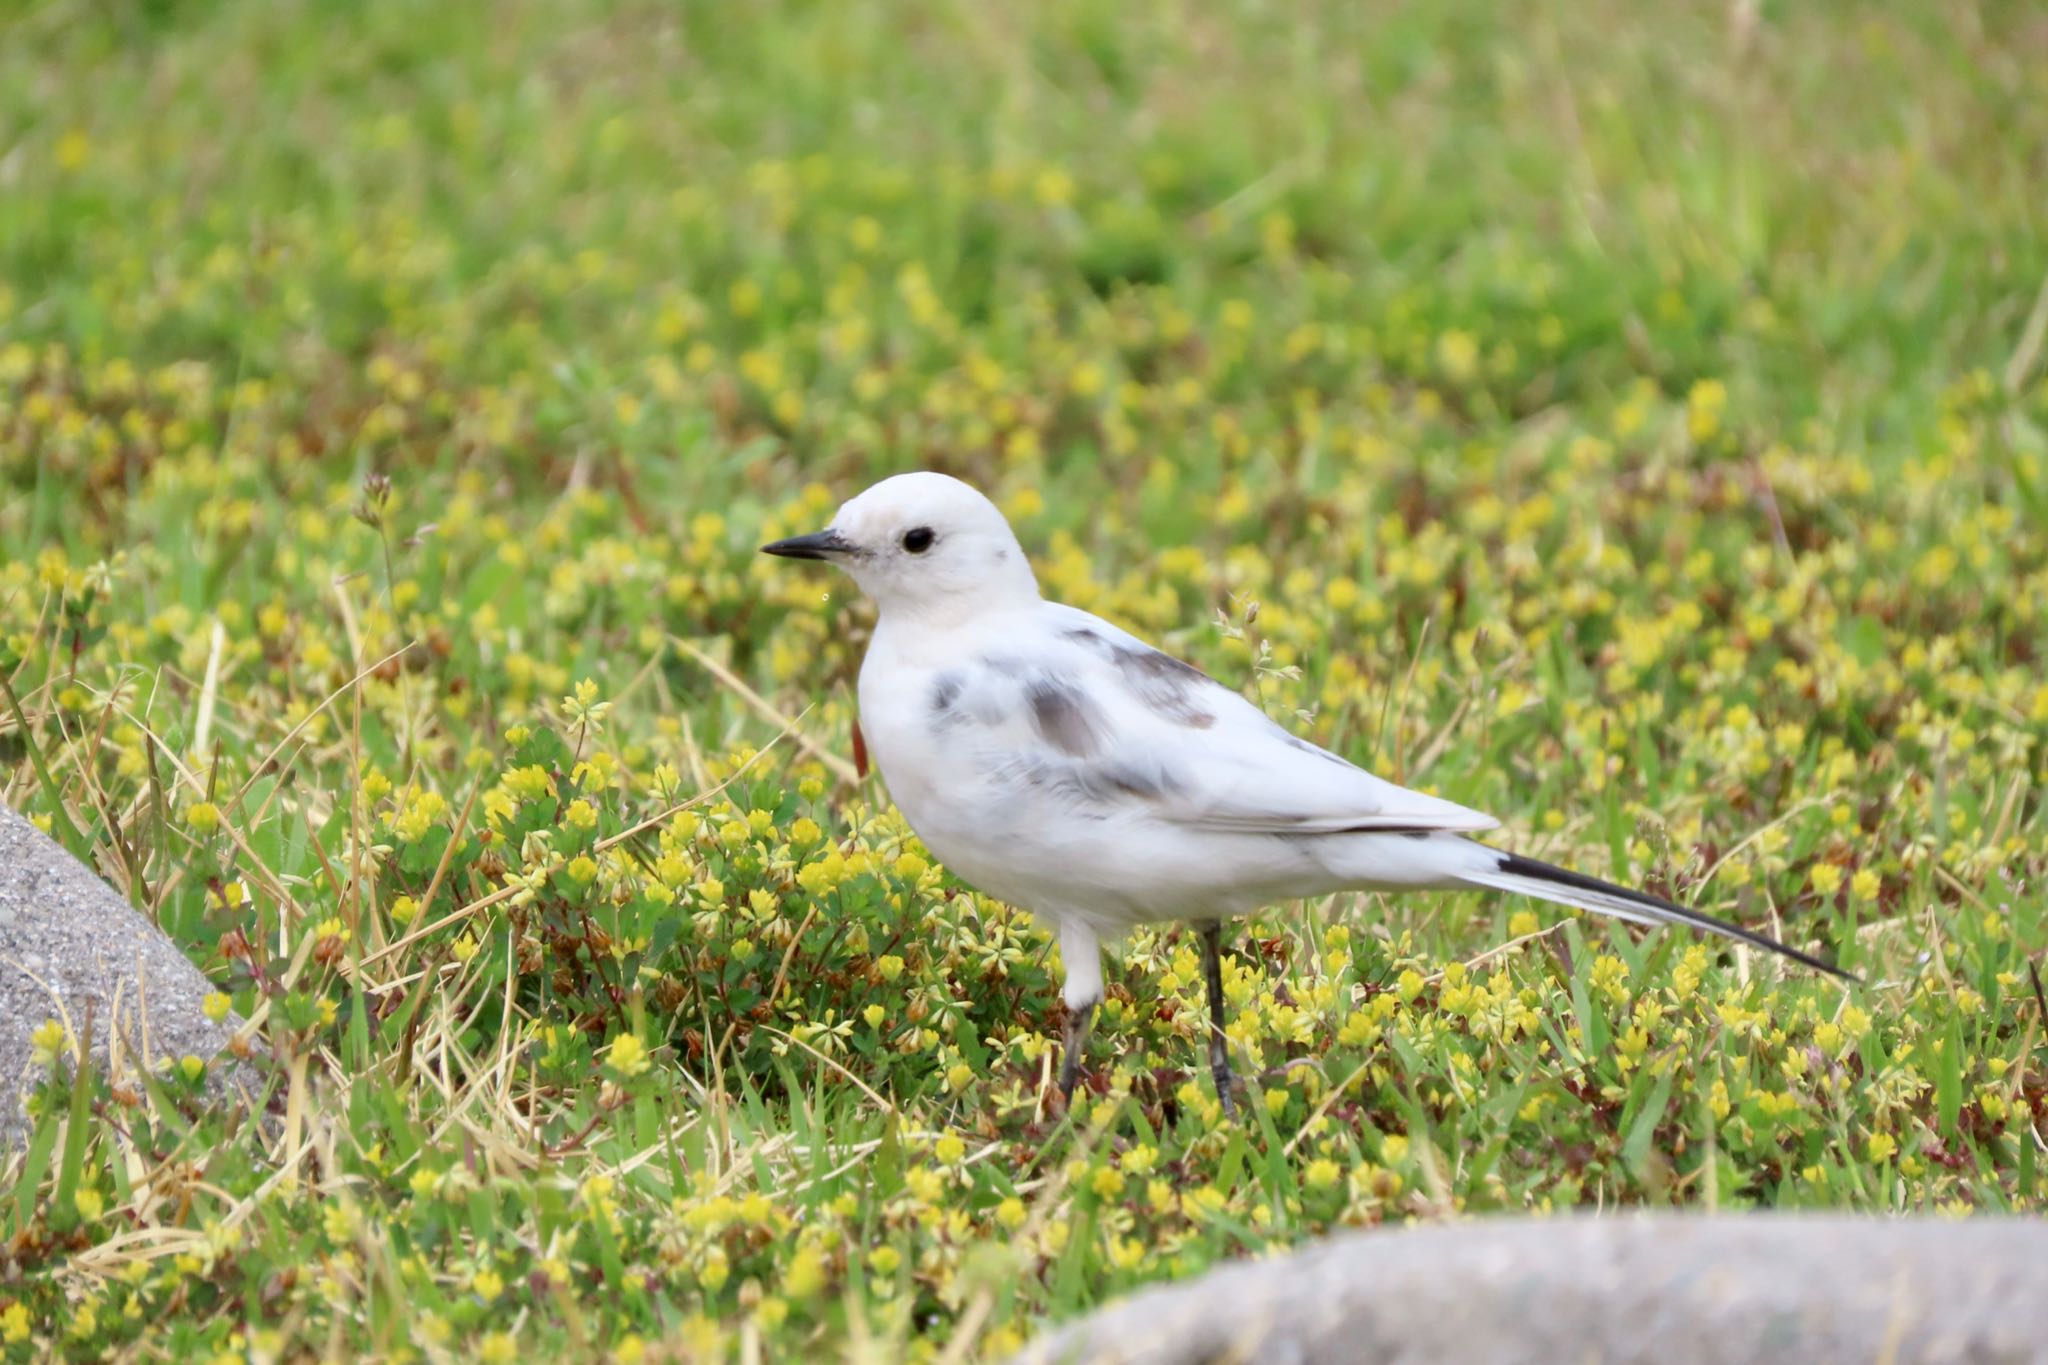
left=763, top=472, right=1849, bottom=1106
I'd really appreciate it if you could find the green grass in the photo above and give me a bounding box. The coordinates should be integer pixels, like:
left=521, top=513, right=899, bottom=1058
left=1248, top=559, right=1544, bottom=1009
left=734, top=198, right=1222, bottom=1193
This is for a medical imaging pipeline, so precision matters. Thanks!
left=3, top=0, right=2046, bottom=1358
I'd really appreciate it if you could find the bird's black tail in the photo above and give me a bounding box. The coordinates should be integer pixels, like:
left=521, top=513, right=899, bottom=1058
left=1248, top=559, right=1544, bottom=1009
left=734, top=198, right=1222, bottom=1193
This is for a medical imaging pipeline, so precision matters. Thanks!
left=1458, top=846, right=1857, bottom=982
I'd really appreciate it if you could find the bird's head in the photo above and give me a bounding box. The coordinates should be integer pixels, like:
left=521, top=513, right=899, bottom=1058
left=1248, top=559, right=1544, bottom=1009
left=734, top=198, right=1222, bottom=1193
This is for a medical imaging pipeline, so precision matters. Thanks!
left=760, top=472, right=1040, bottom=622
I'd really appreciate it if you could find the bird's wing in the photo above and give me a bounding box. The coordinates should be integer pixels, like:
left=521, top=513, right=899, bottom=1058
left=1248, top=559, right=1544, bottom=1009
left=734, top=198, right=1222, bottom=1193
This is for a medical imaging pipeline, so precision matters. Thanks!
left=959, top=605, right=1498, bottom=836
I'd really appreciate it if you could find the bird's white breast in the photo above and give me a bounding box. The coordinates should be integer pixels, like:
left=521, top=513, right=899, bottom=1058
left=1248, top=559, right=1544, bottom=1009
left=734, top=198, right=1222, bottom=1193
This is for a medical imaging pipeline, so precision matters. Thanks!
left=856, top=616, right=1047, bottom=906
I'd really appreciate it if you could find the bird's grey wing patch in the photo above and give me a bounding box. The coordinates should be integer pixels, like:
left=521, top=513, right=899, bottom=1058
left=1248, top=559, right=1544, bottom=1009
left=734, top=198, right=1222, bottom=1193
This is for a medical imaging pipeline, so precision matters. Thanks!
left=1001, top=752, right=1188, bottom=820
left=928, top=671, right=965, bottom=724
left=927, top=664, right=1013, bottom=732
left=1283, top=734, right=1352, bottom=768
left=1081, top=755, right=1189, bottom=802
left=1025, top=676, right=1108, bottom=757
left=941, top=654, right=1186, bottom=817
left=1061, top=626, right=1220, bottom=729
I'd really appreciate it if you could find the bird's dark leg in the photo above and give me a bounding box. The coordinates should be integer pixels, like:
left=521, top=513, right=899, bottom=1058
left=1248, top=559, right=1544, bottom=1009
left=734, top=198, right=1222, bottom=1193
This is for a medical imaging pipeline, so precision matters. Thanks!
left=1058, top=1002, right=1095, bottom=1106
left=1200, top=920, right=1236, bottom=1113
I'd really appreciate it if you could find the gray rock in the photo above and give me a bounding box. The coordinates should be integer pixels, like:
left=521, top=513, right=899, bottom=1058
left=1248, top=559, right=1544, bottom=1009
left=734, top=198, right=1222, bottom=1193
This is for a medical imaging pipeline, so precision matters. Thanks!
left=0, top=803, right=250, bottom=1149
left=1015, top=1213, right=2048, bottom=1365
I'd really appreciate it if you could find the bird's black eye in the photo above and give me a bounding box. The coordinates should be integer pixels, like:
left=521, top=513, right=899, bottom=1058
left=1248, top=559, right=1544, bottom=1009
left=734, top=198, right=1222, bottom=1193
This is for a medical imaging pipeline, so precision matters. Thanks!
left=900, top=526, right=936, bottom=554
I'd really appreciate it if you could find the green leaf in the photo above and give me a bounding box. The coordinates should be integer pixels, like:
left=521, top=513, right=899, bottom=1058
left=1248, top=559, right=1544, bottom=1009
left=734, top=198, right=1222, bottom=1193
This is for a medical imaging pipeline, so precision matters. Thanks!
left=52, top=1047, right=96, bottom=1226
left=11, top=1096, right=63, bottom=1230
left=1839, top=615, right=1887, bottom=667
left=512, top=725, right=571, bottom=771
left=1622, top=1065, right=1676, bottom=1180
left=1936, top=1014, right=1963, bottom=1137
left=0, top=670, right=89, bottom=857
left=1569, top=951, right=1609, bottom=1059
left=398, top=824, right=453, bottom=878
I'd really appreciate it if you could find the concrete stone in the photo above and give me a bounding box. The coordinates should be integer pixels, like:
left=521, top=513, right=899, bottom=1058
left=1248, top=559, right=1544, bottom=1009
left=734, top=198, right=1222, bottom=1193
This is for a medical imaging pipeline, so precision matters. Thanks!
left=1014, top=1213, right=2048, bottom=1365
left=0, top=803, right=250, bottom=1148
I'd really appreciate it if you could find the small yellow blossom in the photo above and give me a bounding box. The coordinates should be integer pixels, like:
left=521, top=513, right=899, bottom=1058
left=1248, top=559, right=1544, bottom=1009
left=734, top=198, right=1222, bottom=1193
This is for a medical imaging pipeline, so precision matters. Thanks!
left=323, top=1200, right=362, bottom=1243
left=503, top=765, right=554, bottom=801
left=29, top=1018, right=70, bottom=1068
left=607, top=1033, right=651, bottom=1078
left=784, top=1248, right=827, bottom=1299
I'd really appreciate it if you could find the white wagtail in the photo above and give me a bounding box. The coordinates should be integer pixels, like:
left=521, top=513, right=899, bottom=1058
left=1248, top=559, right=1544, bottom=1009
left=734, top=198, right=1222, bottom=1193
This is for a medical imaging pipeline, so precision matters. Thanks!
left=764, top=473, right=1851, bottom=1109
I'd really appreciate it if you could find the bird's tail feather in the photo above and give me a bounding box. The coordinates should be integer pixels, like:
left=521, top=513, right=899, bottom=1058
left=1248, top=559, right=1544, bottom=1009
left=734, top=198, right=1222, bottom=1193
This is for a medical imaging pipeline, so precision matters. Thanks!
left=1455, top=847, right=1856, bottom=983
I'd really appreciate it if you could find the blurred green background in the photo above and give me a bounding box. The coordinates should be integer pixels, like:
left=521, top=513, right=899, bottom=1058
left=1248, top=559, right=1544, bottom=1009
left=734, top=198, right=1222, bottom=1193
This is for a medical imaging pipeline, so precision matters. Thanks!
left=3, top=1, right=2046, bottom=1360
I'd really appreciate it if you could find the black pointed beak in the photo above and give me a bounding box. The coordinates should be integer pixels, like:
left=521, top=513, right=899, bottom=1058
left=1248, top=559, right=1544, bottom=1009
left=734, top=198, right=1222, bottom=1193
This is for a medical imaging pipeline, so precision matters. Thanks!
left=760, top=529, right=852, bottom=561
